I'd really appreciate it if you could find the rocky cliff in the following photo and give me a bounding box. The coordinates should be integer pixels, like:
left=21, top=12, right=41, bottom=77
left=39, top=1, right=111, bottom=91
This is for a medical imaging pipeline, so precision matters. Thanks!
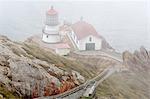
left=96, top=47, right=150, bottom=99
left=0, top=35, right=86, bottom=98
left=123, top=46, right=150, bottom=72
left=101, top=37, right=114, bottom=51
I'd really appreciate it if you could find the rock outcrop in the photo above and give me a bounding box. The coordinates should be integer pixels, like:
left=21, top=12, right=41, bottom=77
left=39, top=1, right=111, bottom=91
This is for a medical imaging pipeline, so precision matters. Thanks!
left=121, top=47, right=150, bottom=98
left=101, top=37, right=114, bottom=51
left=123, top=46, right=150, bottom=72
left=96, top=47, right=150, bottom=99
left=0, top=35, right=85, bottom=98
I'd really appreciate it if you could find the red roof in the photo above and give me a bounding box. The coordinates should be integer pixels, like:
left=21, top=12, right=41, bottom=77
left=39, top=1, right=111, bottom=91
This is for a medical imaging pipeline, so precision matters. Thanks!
left=54, top=43, right=70, bottom=49
left=47, top=6, right=58, bottom=15
left=71, top=21, right=101, bottom=40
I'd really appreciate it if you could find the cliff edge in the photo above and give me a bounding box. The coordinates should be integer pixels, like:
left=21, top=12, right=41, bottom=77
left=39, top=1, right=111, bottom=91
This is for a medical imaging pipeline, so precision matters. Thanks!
left=0, top=35, right=86, bottom=98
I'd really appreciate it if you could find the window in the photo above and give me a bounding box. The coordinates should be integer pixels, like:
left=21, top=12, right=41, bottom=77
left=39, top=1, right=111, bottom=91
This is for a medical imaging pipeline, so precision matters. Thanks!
left=89, top=37, right=92, bottom=42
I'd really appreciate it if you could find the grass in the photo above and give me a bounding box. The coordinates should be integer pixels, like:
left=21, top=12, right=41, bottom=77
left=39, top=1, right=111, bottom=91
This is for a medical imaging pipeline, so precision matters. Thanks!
left=0, top=83, right=20, bottom=99
left=21, top=43, right=94, bottom=79
left=96, top=72, right=149, bottom=99
left=6, top=42, right=120, bottom=98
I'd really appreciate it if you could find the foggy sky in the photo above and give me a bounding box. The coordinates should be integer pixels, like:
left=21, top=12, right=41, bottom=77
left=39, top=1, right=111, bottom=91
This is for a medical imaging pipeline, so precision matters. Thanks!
left=0, top=0, right=149, bottom=52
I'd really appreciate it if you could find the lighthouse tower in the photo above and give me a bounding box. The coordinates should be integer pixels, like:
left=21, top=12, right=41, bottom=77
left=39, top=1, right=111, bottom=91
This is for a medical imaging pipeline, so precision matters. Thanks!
left=42, top=6, right=61, bottom=43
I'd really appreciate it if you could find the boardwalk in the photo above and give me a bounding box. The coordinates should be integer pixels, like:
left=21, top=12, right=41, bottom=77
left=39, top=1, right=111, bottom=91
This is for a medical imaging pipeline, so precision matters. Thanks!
left=73, top=50, right=122, bottom=62
left=37, top=65, right=120, bottom=99
left=37, top=51, right=123, bottom=99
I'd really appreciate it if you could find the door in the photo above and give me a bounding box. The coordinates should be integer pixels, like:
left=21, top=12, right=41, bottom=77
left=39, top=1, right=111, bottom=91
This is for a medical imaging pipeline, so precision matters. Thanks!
left=85, top=43, right=95, bottom=50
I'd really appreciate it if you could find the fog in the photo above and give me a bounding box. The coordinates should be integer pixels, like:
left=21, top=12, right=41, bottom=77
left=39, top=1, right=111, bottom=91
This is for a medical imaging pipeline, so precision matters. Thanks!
left=0, top=0, right=150, bottom=52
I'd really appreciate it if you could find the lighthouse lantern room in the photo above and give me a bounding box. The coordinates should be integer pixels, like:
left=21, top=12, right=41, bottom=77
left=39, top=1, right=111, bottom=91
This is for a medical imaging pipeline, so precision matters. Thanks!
left=42, top=6, right=61, bottom=43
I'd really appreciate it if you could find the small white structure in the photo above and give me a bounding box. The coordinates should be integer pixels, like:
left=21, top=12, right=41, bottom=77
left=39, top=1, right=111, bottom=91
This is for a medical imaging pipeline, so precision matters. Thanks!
left=83, top=82, right=96, bottom=97
left=42, top=6, right=61, bottom=43
left=55, top=43, right=70, bottom=56
left=68, top=20, right=102, bottom=50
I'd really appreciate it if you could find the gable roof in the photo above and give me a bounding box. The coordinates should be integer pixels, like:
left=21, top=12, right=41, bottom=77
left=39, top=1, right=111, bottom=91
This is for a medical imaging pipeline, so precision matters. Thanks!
left=71, top=21, right=101, bottom=40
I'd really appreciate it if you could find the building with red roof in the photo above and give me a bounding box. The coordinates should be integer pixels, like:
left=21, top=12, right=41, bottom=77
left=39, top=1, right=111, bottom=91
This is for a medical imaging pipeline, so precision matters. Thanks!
left=42, top=6, right=102, bottom=52
left=68, top=19, right=102, bottom=50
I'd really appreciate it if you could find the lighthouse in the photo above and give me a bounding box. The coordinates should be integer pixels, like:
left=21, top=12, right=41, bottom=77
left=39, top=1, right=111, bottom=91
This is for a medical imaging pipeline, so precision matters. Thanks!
left=42, top=6, right=61, bottom=43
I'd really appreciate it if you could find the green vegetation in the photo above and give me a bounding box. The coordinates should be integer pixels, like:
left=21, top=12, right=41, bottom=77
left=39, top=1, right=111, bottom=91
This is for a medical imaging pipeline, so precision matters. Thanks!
left=21, top=43, right=119, bottom=98
left=22, top=43, right=95, bottom=79
left=80, top=96, right=93, bottom=99
left=4, top=41, right=118, bottom=98
left=96, top=72, right=149, bottom=99
left=0, top=83, right=20, bottom=99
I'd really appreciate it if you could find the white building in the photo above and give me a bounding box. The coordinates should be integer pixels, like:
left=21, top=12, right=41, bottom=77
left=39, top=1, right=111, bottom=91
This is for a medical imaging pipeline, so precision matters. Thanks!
left=41, top=6, right=102, bottom=52
left=68, top=20, right=102, bottom=50
left=54, top=43, right=70, bottom=56
left=42, top=6, right=61, bottom=43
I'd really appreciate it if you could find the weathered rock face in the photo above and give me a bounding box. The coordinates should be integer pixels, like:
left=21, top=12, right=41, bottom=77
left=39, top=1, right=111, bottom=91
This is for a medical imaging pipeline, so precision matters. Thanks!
left=123, top=46, right=150, bottom=72
left=96, top=47, right=150, bottom=99
left=101, top=37, right=114, bottom=51
left=0, top=35, right=85, bottom=98
left=122, top=47, right=150, bottom=99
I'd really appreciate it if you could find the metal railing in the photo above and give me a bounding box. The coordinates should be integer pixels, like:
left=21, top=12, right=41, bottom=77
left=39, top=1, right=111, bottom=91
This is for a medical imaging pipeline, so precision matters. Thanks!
left=37, top=65, right=116, bottom=99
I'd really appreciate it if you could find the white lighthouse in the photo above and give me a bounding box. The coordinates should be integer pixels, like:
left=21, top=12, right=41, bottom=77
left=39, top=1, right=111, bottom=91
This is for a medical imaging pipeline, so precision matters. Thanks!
left=42, top=6, right=61, bottom=43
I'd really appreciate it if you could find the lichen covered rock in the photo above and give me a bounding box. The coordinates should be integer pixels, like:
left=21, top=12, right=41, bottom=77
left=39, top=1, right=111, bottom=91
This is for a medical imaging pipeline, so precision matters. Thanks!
left=0, top=35, right=85, bottom=98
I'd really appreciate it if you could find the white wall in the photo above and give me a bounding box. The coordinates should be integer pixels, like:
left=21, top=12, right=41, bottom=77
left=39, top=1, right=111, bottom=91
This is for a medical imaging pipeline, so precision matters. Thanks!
left=69, top=30, right=102, bottom=50
left=44, top=25, right=59, bottom=34
left=42, top=33, right=60, bottom=43
left=79, top=35, right=102, bottom=50
left=55, top=48, right=70, bottom=56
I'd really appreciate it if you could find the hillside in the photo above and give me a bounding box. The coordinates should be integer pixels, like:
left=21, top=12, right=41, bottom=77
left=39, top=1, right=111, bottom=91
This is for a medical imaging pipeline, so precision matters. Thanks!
left=96, top=47, right=150, bottom=99
left=0, top=35, right=89, bottom=98
left=0, top=35, right=120, bottom=99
